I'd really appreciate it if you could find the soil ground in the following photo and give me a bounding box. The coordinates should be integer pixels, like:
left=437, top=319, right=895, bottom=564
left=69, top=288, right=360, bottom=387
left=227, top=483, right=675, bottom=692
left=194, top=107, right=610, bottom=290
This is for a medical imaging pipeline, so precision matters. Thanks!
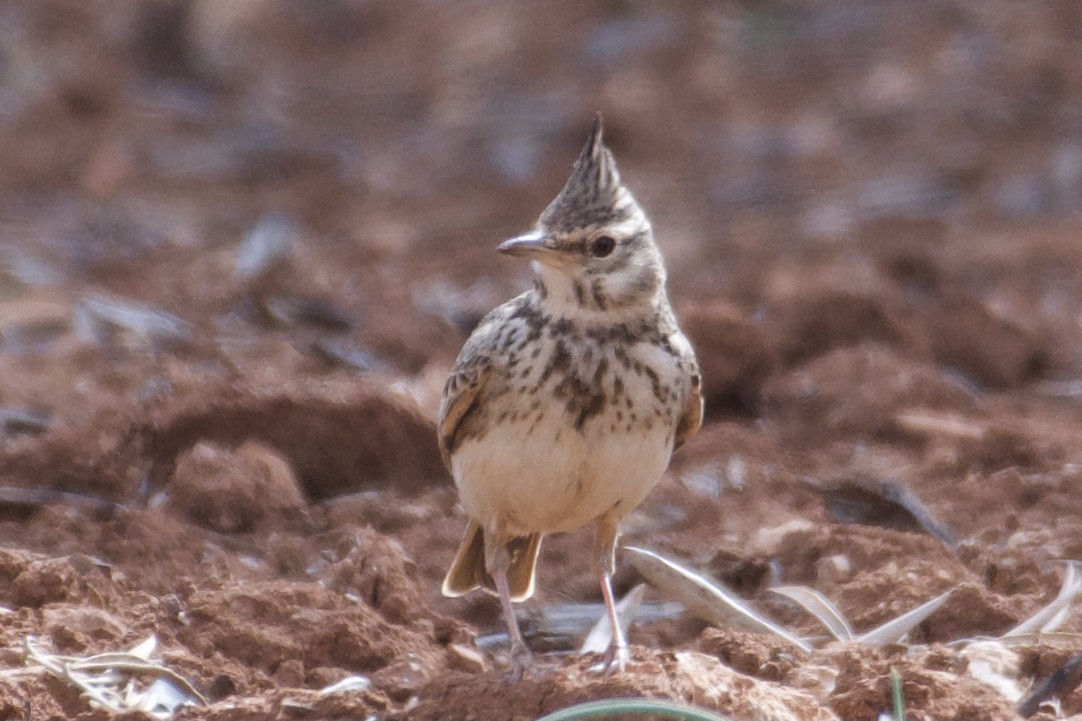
left=0, top=1, right=1081, bottom=719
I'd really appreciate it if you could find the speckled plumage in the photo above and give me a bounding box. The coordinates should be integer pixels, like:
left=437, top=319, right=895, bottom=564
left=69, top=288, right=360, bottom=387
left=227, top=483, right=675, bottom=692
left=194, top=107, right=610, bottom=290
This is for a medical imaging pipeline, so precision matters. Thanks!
left=441, top=293, right=700, bottom=459
left=438, top=116, right=702, bottom=676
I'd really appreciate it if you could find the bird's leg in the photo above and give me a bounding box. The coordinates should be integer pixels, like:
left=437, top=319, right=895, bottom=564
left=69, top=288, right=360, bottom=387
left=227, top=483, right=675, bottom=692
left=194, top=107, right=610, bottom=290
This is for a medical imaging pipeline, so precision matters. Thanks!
left=595, top=510, right=628, bottom=673
left=485, top=532, right=532, bottom=679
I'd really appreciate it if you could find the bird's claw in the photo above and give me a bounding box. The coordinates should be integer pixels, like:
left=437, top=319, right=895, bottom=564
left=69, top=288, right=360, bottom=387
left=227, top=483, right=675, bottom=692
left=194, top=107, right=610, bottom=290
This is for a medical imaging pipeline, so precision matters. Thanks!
left=505, top=643, right=534, bottom=682
left=606, top=642, right=629, bottom=674
left=588, top=643, right=629, bottom=675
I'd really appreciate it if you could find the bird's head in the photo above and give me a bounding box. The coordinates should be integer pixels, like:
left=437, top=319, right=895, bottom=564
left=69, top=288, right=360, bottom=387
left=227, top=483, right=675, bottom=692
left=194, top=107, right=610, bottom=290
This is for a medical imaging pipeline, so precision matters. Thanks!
left=498, top=116, right=666, bottom=318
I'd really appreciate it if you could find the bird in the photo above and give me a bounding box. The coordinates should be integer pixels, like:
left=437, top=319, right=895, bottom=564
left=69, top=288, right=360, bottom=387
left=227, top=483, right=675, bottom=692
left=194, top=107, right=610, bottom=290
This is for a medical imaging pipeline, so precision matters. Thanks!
left=438, top=115, right=703, bottom=677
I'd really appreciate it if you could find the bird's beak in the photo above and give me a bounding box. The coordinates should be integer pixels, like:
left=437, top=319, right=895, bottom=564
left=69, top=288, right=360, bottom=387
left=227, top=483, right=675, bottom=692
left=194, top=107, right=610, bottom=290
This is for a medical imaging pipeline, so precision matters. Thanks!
left=497, top=232, right=559, bottom=263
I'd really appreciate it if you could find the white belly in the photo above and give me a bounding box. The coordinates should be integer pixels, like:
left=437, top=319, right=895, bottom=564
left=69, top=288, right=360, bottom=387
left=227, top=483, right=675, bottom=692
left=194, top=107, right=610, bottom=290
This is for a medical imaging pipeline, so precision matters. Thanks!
left=452, top=410, right=672, bottom=536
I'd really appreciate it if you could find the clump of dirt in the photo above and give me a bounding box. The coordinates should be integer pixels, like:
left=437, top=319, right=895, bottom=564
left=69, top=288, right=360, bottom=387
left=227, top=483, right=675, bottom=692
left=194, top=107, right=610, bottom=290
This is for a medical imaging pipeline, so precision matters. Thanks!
left=827, top=646, right=1017, bottom=721
left=144, top=377, right=447, bottom=500
left=401, top=650, right=836, bottom=721
left=765, top=285, right=932, bottom=367
left=175, top=686, right=392, bottom=721
left=176, top=581, right=442, bottom=680
left=0, top=549, right=116, bottom=610
left=314, top=526, right=442, bottom=629
left=763, top=344, right=979, bottom=440
left=697, top=628, right=806, bottom=682
left=923, top=289, right=1055, bottom=389
left=678, top=298, right=777, bottom=415
left=0, top=373, right=445, bottom=502
left=168, top=440, right=309, bottom=534
left=921, top=582, right=1026, bottom=641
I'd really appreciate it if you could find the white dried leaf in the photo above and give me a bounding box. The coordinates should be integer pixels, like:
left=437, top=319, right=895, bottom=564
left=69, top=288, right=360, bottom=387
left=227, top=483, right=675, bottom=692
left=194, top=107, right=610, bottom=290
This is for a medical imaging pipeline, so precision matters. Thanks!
left=1004, top=560, right=1082, bottom=637
left=319, top=674, right=372, bottom=695
left=626, top=546, right=812, bottom=652
left=771, top=586, right=854, bottom=642
left=961, top=640, right=1025, bottom=702
left=580, top=583, right=646, bottom=655
left=128, top=635, right=158, bottom=661
left=855, top=591, right=951, bottom=647
left=137, top=678, right=196, bottom=720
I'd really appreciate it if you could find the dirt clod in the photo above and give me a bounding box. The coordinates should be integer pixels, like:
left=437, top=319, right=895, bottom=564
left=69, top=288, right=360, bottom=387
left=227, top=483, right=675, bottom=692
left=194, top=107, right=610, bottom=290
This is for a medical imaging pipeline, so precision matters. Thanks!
left=168, top=440, right=308, bottom=534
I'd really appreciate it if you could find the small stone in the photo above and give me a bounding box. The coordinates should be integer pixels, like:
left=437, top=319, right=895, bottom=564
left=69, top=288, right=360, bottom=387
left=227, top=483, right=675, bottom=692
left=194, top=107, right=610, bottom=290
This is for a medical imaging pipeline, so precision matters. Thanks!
left=273, top=658, right=305, bottom=688
left=751, top=519, right=815, bottom=556
left=446, top=642, right=487, bottom=673
left=816, top=554, right=852, bottom=586
left=369, top=654, right=431, bottom=702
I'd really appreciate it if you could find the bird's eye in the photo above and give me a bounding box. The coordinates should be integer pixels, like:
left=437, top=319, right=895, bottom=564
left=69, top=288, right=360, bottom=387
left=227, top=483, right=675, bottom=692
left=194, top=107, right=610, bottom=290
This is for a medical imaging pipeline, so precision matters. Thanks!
left=590, top=235, right=616, bottom=258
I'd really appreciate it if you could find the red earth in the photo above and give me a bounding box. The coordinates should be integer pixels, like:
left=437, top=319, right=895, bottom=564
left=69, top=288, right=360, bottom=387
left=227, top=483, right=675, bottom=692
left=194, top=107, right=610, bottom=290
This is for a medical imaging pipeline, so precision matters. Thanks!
left=0, top=1, right=1081, bottom=719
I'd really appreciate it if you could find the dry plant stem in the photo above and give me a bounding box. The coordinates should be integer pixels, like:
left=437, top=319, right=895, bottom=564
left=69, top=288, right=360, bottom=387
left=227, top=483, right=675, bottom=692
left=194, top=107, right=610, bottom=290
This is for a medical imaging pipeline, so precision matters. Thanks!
left=993, top=631, right=1082, bottom=646
left=893, top=411, right=986, bottom=440
left=0, top=486, right=120, bottom=513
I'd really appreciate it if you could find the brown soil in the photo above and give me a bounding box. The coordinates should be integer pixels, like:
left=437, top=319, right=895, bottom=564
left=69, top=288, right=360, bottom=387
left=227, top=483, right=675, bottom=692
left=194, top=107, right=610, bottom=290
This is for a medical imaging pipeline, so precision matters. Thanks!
left=1, top=1, right=1082, bottom=719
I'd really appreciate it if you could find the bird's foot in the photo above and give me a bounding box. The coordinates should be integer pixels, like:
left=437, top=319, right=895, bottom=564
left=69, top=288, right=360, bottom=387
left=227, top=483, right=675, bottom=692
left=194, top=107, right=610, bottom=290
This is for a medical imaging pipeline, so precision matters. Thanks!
left=504, top=642, right=534, bottom=682
left=502, top=646, right=561, bottom=682
left=588, top=642, right=630, bottom=675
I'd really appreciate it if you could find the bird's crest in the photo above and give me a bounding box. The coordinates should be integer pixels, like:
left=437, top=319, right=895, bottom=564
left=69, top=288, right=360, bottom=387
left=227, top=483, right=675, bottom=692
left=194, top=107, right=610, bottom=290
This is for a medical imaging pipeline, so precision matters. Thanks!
left=540, top=114, right=630, bottom=233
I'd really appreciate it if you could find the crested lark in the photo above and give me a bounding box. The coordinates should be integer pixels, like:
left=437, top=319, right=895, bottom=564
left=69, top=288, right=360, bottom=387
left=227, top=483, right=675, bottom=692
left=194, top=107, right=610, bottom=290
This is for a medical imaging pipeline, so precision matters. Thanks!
left=439, top=116, right=703, bottom=676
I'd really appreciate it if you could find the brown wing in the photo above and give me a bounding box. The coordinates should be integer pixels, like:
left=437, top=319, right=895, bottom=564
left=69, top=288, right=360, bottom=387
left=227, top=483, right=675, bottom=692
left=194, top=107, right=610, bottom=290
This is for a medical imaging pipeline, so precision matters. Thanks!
left=437, top=303, right=510, bottom=470
left=671, top=329, right=704, bottom=452
left=674, top=370, right=703, bottom=451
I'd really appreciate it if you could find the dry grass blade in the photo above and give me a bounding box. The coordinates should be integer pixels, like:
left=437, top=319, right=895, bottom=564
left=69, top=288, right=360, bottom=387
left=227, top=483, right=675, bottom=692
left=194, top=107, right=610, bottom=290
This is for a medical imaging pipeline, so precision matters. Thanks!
left=770, top=586, right=854, bottom=642
left=309, top=338, right=382, bottom=372
left=625, top=546, right=813, bottom=652
left=517, top=599, right=683, bottom=650
left=129, top=635, right=158, bottom=661
left=319, top=675, right=372, bottom=695
left=809, top=476, right=957, bottom=547
left=991, top=631, right=1082, bottom=647
left=0, top=407, right=50, bottom=436
left=1003, top=560, right=1082, bottom=637
left=75, top=294, right=191, bottom=347
left=893, top=410, right=987, bottom=440
left=21, top=634, right=205, bottom=719
left=234, top=212, right=296, bottom=282
left=0, top=486, right=118, bottom=514
left=580, top=583, right=647, bottom=655
left=25, top=637, right=121, bottom=712
left=855, top=591, right=952, bottom=647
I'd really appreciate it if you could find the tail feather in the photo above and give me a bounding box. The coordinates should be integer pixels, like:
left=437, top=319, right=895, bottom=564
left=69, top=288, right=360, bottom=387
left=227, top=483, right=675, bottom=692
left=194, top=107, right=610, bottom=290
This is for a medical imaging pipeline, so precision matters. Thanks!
left=442, top=521, right=488, bottom=597
left=442, top=521, right=542, bottom=602
left=505, top=532, right=542, bottom=601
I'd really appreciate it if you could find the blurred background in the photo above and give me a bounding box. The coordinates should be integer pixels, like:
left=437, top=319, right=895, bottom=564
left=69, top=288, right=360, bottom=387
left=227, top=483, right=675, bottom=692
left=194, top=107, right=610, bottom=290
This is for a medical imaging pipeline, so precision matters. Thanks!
left=1, top=3, right=1082, bottom=718
left=2, top=0, right=1081, bottom=383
